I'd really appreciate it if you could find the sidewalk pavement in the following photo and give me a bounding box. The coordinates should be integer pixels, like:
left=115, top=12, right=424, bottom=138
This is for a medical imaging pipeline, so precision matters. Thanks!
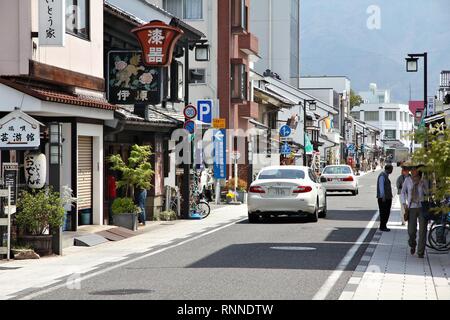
left=0, top=204, right=248, bottom=300
left=340, top=197, right=450, bottom=300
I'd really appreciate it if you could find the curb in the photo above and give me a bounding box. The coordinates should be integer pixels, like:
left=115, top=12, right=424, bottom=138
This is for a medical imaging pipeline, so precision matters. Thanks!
left=339, top=229, right=383, bottom=300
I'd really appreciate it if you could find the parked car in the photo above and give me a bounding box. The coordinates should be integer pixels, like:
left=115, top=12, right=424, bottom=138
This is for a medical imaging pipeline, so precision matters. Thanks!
left=247, top=166, right=327, bottom=223
left=320, top=165, right=359, bottom=196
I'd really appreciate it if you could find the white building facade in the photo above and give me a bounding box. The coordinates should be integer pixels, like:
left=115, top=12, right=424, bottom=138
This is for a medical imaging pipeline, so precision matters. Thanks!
left=351, top=103, right=415, bottom=151
left=249, top=0, right=301, bottom=87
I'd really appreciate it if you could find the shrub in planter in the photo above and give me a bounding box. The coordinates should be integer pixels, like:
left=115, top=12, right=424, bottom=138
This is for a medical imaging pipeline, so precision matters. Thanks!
left=16, top=188, right=65, bottom=256
left=153, top=210, right=177, bottom=222
left=111, top=197, right=140, bottom=231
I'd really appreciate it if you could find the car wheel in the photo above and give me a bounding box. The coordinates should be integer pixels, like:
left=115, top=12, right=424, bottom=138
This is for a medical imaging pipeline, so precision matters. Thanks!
left=352, top=190, right=357, bottom=196
left=319, top=197, right=327, bottom=218
left=310, top=200, right=319, bottom=222
left=248, top=213, right=259, bottom=223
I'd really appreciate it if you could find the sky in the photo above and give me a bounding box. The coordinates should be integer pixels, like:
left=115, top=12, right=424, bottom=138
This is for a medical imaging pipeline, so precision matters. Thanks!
left=300, top=0, right=450, bottom=103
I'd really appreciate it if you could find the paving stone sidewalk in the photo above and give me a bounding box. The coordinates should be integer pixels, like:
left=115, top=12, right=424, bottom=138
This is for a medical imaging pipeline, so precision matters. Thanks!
left=0, top=205, right=248, bottom=300
left=340, top=198, right=450, bottom=300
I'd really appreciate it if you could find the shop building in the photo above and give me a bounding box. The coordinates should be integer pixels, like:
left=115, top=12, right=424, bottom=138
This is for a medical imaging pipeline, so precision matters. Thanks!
left=0, top=0, right=115, bottom=231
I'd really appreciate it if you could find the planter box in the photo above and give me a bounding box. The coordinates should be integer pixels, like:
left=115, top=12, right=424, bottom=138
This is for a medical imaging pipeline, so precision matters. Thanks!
left=18, top=235, right=53, bottom=256
left=113, top=213, right=138, bottom=231
left=236, top=191, right=247, bottom=204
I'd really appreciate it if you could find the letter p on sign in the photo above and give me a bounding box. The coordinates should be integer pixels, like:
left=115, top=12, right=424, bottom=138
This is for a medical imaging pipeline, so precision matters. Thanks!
left=197, top=100, right=213, bottom=124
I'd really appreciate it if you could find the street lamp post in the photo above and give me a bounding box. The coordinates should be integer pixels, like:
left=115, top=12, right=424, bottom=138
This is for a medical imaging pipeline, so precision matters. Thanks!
left=181, top=39, right=210, bottom=219
left=406, top=52, right=428, bottom=117
left=303, top=99, right=316, bottom=166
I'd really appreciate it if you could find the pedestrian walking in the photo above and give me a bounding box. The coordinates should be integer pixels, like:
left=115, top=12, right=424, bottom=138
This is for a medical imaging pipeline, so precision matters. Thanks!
left=377, top=164, right=394, bottom=232
left=396, top=166, right=411, bottom=226
left=401, top=168, right=429, bottom=258
left=135, top=187, right=148, bottom=226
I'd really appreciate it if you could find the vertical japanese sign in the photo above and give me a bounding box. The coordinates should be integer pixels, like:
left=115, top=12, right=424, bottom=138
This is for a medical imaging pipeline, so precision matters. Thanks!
left=131, top=20, right=183, bottom=67
left=2, top=163, right=18, bottom=206
left=427, top=96, right=435, bottom=117
left=107, top=51, right=162, bottom=105
left=213, top=130, right=227, bottom=180
left=39, top=0, right=65, bottom=47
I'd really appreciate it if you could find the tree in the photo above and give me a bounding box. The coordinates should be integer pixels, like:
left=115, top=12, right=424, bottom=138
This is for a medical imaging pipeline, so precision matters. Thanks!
left=109, top=145, right=154, bottom=199
left=350, top=89, right=364, bottom=109
left=412, top=124, right=450, bottom=215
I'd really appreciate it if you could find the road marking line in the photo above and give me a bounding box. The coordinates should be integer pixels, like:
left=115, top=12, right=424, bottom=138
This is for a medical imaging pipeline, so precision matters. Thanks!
left=17, top=217, right=248, bottom=300
left=312, top=210, right=379, bottom=300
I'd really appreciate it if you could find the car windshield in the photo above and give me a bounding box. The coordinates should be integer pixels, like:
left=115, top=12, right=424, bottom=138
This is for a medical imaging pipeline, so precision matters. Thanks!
left=323, top=166, right=352, bottom=175
left=258, top=169, right=305, bottom=180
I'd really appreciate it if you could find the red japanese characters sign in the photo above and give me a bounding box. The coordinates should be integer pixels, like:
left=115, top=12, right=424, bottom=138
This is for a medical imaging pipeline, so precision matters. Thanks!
left=131, top=20, right=184, bottom=67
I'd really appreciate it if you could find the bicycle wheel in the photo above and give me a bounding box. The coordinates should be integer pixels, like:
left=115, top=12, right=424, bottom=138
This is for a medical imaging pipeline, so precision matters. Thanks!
left=428, top=224, right=450, bottom=252
left=196, top=201, right=211, bottom=219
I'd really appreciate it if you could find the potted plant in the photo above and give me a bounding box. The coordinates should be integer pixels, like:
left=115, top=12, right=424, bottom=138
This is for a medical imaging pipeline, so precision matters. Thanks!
left=153, top=210, right=177, bottom=222
left=226, top=191, right=237, bottom=204
left=225, top=178, right=248, bottom=203
left=111, top=197, right=140, bottom=231
left=109, top=145, right=154, bottom=226
left=16, top=187, right=65, bottom=256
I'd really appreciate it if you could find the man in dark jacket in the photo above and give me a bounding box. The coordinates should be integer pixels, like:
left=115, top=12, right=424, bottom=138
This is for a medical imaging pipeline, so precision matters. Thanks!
left=377, top=164, right=394, bottom=232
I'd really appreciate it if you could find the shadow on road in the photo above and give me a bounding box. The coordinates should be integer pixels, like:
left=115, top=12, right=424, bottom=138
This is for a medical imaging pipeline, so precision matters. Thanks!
left=186, top=241, right=372, bottom=271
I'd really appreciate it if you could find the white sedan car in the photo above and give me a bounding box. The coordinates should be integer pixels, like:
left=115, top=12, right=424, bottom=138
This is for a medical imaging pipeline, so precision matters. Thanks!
left=320, top=165, right=359, bottom=195
left=247, top=166, right=327, bottom=223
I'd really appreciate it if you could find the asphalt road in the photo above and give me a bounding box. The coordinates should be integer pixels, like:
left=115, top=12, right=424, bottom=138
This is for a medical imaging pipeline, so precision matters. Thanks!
left=33, top=169, right=391, bottom=300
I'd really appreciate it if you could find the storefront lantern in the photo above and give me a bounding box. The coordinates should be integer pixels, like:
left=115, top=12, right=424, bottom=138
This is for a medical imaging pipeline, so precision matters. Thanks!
left=131, top=20, right=184, bottom=67
left=24, top=152, right=47, bottom=189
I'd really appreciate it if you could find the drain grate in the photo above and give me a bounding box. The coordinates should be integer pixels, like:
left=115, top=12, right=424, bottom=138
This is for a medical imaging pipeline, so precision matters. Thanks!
left=89, top=289, right=154, bottom=296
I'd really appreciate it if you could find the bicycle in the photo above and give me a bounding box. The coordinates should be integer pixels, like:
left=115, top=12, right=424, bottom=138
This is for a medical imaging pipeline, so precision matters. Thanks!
left=189, top=190, right=211, bottom=219
left=427, top=211, right=450, bottom=252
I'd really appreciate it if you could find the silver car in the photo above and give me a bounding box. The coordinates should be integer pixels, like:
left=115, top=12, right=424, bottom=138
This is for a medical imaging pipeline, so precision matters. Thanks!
left=248, top=166, right=327, bottom=223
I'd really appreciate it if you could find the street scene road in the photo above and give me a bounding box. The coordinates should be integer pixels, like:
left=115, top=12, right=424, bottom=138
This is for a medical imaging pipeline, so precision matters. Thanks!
left=26, top=171, right=381, bottom=300
left=0, top=1, right=449, bottom=306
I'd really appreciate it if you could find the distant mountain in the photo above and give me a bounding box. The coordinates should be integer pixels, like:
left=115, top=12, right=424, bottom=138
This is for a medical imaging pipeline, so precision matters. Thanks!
left=300, top=0, right=450, bottom=102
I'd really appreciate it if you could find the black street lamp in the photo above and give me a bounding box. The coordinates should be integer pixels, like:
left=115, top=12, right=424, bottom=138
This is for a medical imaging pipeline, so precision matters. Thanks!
left=303, top=99, right=316, bottom=166
left=405, top=53, right=428, bottom=117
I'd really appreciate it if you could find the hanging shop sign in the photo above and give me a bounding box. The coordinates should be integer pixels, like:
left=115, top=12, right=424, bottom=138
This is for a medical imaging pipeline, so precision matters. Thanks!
left=39, top=0, right=65, bottom=47
left=2, top=163, right=18, bottom=206
left=0, top=110, right=43, bottom=150
left=24, top=152, right=47, bottom=189
left=108, top=51, right=162, bottom=105
left=131, top=20, right=184, bottom=67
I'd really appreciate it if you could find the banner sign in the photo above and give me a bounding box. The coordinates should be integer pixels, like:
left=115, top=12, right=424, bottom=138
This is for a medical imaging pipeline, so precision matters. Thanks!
left=213, top=130, right=227, bottom=180
left=108, top=51, right=162, bottom=105
left=39, top=0, right=65, bottom=46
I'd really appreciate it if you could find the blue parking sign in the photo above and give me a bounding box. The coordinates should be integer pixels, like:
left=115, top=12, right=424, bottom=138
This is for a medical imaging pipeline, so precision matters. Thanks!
left=197, top=100, right=213, bottom=124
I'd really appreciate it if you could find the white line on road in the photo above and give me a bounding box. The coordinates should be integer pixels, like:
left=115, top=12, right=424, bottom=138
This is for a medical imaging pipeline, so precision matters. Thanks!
left=18, top=217, right=248, bottom=300
left=312, top=210, right=380, bottom=300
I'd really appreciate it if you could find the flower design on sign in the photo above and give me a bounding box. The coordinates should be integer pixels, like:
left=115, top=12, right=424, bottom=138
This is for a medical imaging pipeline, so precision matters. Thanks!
left=115, top=60, right=127, bottom=71
left=139, top=72, right=153, bottom=85
left=148, top=29, right=165, bottom=45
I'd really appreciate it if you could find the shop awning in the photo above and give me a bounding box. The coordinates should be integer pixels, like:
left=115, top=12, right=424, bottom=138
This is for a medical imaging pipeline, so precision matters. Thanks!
left=0, top=77, right=116, bottom=111
left=254, top=86, right=296, bottom=108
